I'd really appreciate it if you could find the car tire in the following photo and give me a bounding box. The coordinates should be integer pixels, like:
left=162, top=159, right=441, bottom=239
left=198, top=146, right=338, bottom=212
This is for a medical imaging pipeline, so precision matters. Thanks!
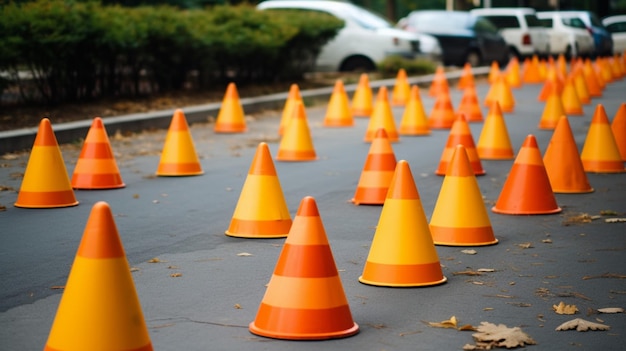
left=340, top=56, right=376, bottom=72
left=465, top=50, right=481, bottom=67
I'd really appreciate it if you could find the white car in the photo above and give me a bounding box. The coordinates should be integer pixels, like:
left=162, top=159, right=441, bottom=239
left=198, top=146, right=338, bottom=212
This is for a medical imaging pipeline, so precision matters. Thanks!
left=537, top=11, right=595, bottom=58
left=257, top=0, right=442, bottom=72
left=470, top=7, right=551, bottom=58
left=603, top=15, right=626, bottom=54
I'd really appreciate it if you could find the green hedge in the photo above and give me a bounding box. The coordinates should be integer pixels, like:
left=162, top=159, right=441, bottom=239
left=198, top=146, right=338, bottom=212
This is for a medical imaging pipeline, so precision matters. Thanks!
left=0, top=0, right=343, bottom=104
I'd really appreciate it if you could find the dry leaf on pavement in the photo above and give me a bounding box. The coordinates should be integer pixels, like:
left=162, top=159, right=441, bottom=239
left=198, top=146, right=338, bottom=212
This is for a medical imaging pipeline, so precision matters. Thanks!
left=555, top=318, right=610, bottom=331
left=462, top=249, right=477, bottom=255
left=427, top=316, right=458, bottom=329
left=237, top=252, right=253, bottom=257
left=597, top=307, right=624, bottom=314
left=463, top=322, right=536, bottom=349
left=553, top=301, right=578, bottom=315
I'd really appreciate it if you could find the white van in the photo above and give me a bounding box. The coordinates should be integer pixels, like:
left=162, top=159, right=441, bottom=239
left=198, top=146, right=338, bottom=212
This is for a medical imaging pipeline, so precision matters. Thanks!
left=537, top=11, right=595, bottom=58
left=470, top=7, right=551, bottom=58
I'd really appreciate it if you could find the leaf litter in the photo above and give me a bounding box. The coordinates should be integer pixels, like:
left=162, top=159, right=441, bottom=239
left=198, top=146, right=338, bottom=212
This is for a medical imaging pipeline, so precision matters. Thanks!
left=463, top=322, right=536, bottom=350
left=553, top=301, right=578, bottom=315
left=555, top=318, right=610, bottom=331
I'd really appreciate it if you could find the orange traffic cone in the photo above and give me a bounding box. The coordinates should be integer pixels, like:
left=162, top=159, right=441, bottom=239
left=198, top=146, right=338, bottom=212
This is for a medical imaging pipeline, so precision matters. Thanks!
left=214, top=82, right=246, bottom=133
left=276, top=101, right=317, bottom=161
left=611, top=103, right=626, bottom=161
left=488, top=61, right=501, bottom=83
left=399, top=85, right=431, bottom=135
left=278, top=84, right=302, bottom=135
left=249, top=196, right=359, bottom=340
left=543, top=116, right=593, bottom=193
left=522, top=55, right=543, bottom=84
left=359, top=160, right=447, bottom=287
left=428, top=66, right=450, bottom=98
left=71, top=117, right=125, bottom=189
left=435, top=114, right=485, bottom=176
left=556, top=54, right=568, bottom=78
left=505, top=57, right=522, bottom=88
left=352, top=128, right=397, bottom=205
left=351, top=73, right=373, bottom=117
left=538, top=82, right=566, bottom=130
left=43, top=202, right=152, bottom=351
left=538, top=66, right=564, bottom=101
left=485, top=74, right=515, bottom=112
left=226, top=143, right=292, bottom=238
left=392, top=68, right=411, bottom=105
left=561, top=75, right=584, bottom=115
left=492, top=135, right=561, bottom=215
left=596, top=59, right=613, bottom=83
left=580, top=104, right=625, bottom=173
left=456, top=85, right=484, bottom=122
left=14, top=118, right=78, bottom=208
left=430, top=145, right=498, bottom=246
left=323, top=80, right=354, bottom=127
left=583, top=59, right=602, bottom=97
left=457, top=63, right=475, bottom=90
left=428, top=91, right=456, bottom=129
left=156, top=109, right=203, bottom=176
left=364, top=86, right=399, bottom=142
left=476, top=102, right=515, bottom=160
left=572, top=66, right=591, bottom=105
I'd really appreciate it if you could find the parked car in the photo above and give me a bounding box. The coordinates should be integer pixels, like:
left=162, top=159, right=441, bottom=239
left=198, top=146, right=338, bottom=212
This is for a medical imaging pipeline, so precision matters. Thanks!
left=398, top=10, right=509, bottom=67
left=470, top=7, right=551, bottom=58
left=558, top=11, right=613, bottom=56
left=602, top=15, right=626, bottom=54
left=536, top=11, right=595, bottom=58
left=256, top=0, right=442, bottom=72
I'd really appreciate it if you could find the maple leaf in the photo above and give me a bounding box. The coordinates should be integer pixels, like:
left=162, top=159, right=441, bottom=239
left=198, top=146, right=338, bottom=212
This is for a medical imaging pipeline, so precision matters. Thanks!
left=553, top=301, right=578, bottom=315
left=555, top=318, right=610, bottom=331
left=467, top=322, right=536, bottom=349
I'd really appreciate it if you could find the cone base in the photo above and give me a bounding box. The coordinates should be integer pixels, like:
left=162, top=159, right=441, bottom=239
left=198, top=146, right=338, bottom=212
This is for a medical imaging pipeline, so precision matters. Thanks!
left=14, top=201, right=79, bottom=209
left=552, top=187, right=594, bottom=194
left=492, top=206, right=562, bottom=215
left=582, top=160, right=626, bottom=173
left=434, top=239, right=498, bottom=247
left=477, top=150, right=515, bottom=160
left=358, top=276, right=447, bottom=288
left=73, top=184, right=126, bottom=190
left=14, top=190, right=79, bottom=209
left=249, top=322, right=359, bottom=341
left=225, top=232, right=288, bottom=239
left=323, top=122, right=355, bottom=127
left=156, top=171, right=204, bottom=177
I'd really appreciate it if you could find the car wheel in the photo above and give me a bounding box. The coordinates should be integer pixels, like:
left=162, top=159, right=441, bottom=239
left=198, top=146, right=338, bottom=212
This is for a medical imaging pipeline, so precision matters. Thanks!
left=340, top=56, right=376, bottom=72
left=465, top=51, right=481, bottom=67
left=565, top=45, right=573, bottom=59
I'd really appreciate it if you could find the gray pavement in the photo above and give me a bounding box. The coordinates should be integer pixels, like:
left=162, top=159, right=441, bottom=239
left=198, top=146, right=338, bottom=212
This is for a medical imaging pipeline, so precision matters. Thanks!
left=0, top=70, right=625, bottom=350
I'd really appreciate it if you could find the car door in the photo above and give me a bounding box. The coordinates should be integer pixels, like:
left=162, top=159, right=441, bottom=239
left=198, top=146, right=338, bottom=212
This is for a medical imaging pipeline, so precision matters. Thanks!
left=474, top=17, right=508, bottom=63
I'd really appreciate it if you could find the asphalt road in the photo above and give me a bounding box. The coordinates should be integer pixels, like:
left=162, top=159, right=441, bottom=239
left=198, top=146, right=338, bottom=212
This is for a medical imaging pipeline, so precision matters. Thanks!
left=1, top=72, right=625, bottom=350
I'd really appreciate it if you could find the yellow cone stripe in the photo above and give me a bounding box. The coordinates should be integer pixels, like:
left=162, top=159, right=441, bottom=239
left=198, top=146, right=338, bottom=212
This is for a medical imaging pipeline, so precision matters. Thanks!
left=232, top=176, right=290, bottom=220
left=430, top=177, right=492, bottom=227
left=20, top=146, right=72, bottom=192
left=159, top=131, right=200, bottom=163
left=261, top=274, right=348, bottom=309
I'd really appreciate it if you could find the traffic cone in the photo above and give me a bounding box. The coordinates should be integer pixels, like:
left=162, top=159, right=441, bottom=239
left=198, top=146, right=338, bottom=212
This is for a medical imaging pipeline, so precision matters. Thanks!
left=435, top=114, right=485, bottom=176
left=276, top=101, right=317, bottom=161
left=561, top=75, right=583, bottom=115
left=14, top=118, right=78, bottom=208
left=476, top=102, right=515, bottom=160
left=456, top=85, right=483, bottom=122
left=583, top=59, right=602, bottom=97
left=43, top=202, right=153, bottom=351
left=71, top=117, right=125, bottom=189
left=485, top=73, right=515, bottom=112
left=214, top=82, right=246, bottom=133
left=492, top=135, right=562, bottom=215
left=505, top=57, right=522, bottom=88
left=364, top=86, right=399, bottom=142
left=226, top=143, right=292, bottom=238
left=428, top=66, right=450, bottom=97
left=352, top=128, right=397, bottom=205
left=539, top=57, right=548, bottom=80
left=156, top=109, right=203, bottom=176
left=610, top=55, right=624, bottom=79
left=351, top=73, right=373, bottom=117
left=278, top=84, right=302, bottom=135
left=323, top=80, right=354, bottom=127
left=538, top=66, right=564, bottom=101
left=392, top=68, right=411, bottom=105
left=457, top=62, right=475, bottom=90
left=611, top=103, right=626, bottom=161
left=428, top=91, right=456, bottom=129
left=399, top=85, right=431, bottom=135
left=522, top=55, right=543, bottom=84
left=249, top=196, right=359, bottom=340
left=593, top=60, right=607, bottom=90
left=556, top=54, right=568, bottom=78
left=538, top=82, right=566, bottom=130
left=572, top=66, right=591, bottom=104
left=580, top=104, right=625, bottom=173
left=359, top=160, right=447, bottom=287
left=430, top=145, right=498, bottom=246
left=596, top=58, right=613, bottom=83
left=488, top=61, right=501, bottom=83
left=543, top=116, right=593, bottom=193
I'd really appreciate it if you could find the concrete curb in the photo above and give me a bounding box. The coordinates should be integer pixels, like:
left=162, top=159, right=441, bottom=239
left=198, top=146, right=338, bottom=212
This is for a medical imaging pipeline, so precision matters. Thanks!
left=0, top=66, right=490, bottom=155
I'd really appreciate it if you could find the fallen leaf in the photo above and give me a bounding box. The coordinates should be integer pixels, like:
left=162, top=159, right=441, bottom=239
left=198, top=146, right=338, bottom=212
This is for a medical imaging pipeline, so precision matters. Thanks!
left=462, top=249, right=477, bottom=255
left=133, top=194, right=140, bottom=199
left=477, top=268, right=495, bottom=273
left=517, top=242, right=533, bottom=249
left=582, top=273, right=626, bottom=280
left=427, top=316, right=458, bottom=329
left=553, top=301, right=578, bottom=315
left=147, top=257, right=163, bottom=263
left=542, top=239, right=553, bottom=243
left=234, top=303, right=242, bottom=309
left=600, top=210, right=619, bottom=216
left=466, top=322, right=536, bottom=349
left=597, top=307, right=624, bottom=314
left=237, top=252, right=253, bottom=257
left=130, top=267, right=140, bottom=272
left=605, top=218, right=626, bottom=223
left=170, top=272, right=182, bottom=278
left=0, top=205, right=6, bottom=212
left=453, top=270, right=483, bottom=276
left=555, top=318, right=610, bottom=331
left=50, top=286, right=65, bottom=290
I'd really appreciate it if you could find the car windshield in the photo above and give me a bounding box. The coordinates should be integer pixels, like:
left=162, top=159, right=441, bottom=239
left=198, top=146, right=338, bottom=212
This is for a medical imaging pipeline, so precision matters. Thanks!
left=343, top=5, right=392, bottom=29
left=408, top=12, right=470, bottom=31
left=562, top=17, right=586, bottom=29
left=538, top=18, right=553, bottom=27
